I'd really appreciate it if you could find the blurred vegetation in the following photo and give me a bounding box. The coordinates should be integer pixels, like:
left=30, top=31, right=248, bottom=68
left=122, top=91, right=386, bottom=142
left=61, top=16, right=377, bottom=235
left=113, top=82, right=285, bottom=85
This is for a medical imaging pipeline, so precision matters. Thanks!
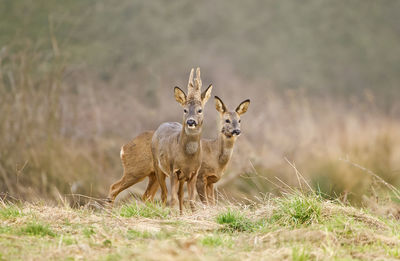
left=1, top=0, right=400, bottom=203
left=2, top=0, right=400, bottom=103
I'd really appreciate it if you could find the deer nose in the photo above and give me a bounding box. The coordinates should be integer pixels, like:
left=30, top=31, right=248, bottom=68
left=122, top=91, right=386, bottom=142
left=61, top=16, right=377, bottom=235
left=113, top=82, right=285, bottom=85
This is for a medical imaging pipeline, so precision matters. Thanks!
left=232, top=129, right=241, bottom=136
left=187, top=119, right=197, bottom=127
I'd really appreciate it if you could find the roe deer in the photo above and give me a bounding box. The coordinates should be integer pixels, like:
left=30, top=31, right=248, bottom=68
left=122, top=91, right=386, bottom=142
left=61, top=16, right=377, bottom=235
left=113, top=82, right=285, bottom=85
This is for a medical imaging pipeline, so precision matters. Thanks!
left=196, top=96, right=250, bottom=205
left=152, top=68, right=212, bottom=214
left=143, top=96, right=250, bottom=205
left=106, top=131, right=159, bottom=204
left=107, top=97, right=249, bottom=207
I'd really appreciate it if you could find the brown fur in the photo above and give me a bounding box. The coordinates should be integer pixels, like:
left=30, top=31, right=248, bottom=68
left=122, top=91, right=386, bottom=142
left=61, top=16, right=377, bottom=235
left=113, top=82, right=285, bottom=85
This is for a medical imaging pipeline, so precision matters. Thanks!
left=106, top=97, right=249, bottom=207
left=106, top=131, right=158, bottom=203
left=152, top=68, right=212, bottom=214
left=196, top=97, right=250, bottom=205
left=143, top=97, right=250, bottom=205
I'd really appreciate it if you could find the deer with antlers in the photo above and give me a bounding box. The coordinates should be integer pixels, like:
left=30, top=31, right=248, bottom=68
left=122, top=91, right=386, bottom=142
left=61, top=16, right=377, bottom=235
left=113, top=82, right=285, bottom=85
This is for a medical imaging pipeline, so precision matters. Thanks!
left=106, top=68, right=212, bottom=206
left=151, top=68, right=212, bottom=213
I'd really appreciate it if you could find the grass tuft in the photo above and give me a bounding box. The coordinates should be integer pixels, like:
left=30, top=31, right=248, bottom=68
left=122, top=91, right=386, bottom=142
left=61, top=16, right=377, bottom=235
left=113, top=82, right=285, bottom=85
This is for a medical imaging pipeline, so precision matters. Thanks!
left=126, top=229, right=153, bottom=239
left=271, top=193, right=322, bottom=227
left=126, top=229, right=172, bottom=240
left=216, top=209, right=255, bottom=232
left=0, top=226, right=12, bottom=234
left=120, top=201, right=170, bottom=219
left=20, top=222, right=56, bottom=237
left=102, top=253, right=122, bottom=261
left=0, top=206, right=22, bottom=219
left=201, top=234, right=234, bottom=248
left=62, top=237, right=76, bottom=246
left=82, top=227, right=96, bottom=238
left=292, top=247, right=311, bottom=261
left=102, top=239, right=112, bottom=247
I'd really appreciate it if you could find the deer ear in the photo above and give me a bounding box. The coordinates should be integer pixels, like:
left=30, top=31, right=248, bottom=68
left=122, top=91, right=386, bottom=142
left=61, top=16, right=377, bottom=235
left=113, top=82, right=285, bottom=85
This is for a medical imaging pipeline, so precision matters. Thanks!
left=214, top=96, right=227, bottom=113
left=174, top=87, right=187, bottom=106
left=235, top=99, right=250, bottom=115
left=201, top=84, right=213, bottom=104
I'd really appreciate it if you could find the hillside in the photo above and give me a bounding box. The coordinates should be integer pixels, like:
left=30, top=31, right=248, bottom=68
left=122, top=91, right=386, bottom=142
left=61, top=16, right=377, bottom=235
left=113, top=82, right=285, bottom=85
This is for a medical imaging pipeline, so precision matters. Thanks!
left=1, top=193, right=400, bottom=260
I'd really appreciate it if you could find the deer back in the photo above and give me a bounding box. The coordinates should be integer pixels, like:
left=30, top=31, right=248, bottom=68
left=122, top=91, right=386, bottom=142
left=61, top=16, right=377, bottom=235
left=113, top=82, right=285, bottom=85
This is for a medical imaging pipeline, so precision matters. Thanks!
left=120, top=131, right=155, bottom=177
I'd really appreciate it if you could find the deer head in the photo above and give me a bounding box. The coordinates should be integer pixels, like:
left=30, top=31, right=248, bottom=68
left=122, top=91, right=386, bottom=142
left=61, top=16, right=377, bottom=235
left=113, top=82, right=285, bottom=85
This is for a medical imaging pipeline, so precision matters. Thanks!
left=215, top=96, right=250, bottom=139
left=174, top=68, right=213, bottom=135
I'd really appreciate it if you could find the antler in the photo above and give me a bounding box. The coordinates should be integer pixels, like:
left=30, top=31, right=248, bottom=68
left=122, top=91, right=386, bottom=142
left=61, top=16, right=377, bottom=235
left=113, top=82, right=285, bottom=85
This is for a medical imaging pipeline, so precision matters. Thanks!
left=194, top=67, right=202, bottom=91
left=187, top=68, right=194, bottom=88
left=187, top=67, right=202, bottom=101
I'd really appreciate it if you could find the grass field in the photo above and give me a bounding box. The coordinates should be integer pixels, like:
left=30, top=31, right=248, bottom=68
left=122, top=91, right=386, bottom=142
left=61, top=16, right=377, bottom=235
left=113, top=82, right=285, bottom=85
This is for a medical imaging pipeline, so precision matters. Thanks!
left=1, top=192, right=400, bottom=260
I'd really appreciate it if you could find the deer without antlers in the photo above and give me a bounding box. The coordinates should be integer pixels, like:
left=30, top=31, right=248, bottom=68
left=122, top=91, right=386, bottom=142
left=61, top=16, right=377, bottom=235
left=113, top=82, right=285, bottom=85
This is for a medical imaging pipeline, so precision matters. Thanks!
left=152, top=68, right=212, bottom=214
left=106, top=131, right=159, bottom=204
left=196, top=96, right=250, bottom=205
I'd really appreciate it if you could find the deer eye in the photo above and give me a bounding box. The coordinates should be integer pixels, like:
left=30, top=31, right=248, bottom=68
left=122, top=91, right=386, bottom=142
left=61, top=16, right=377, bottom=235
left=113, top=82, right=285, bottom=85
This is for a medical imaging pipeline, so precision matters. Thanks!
left=197, top=109, right=202, bottom=114
left=225, top=119, right=230, bottom=123
left=239, top=120, right=241, bottom=123
left=184, top=109, right=188, bottom=113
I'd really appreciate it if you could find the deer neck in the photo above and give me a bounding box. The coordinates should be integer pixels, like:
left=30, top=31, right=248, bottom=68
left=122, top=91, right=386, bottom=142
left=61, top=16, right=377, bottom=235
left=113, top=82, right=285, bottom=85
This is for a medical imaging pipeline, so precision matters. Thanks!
left=179, top=127, right=202, bottom=155
left=217, top=133, right=236, bottom=167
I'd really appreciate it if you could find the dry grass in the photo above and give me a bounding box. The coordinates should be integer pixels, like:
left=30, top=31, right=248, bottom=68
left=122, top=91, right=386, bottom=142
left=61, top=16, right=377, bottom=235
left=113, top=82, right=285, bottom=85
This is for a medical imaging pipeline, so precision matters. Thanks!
left=1, top=193, right=400, bottom=260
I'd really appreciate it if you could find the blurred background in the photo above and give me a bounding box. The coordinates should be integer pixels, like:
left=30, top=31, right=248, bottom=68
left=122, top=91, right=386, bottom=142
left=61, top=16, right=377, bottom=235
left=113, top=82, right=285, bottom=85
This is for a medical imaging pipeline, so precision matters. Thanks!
left=1, top=0, right=400, bottom=204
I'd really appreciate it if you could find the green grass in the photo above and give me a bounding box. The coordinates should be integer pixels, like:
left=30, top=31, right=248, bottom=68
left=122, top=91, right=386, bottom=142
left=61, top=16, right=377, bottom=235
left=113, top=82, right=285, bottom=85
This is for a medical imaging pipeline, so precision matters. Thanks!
left=384, top=245, right=400, bottom=258
left=0, top=226, right=12, bottom=234
left=271, top=192, right=322, bottom=227
left=100, top=253, right=121, bottom=261
left=62, top=237, right=76, bottom=246
left=119, top=201, right=170, bottom=219
left=82, top=227, right=95, bottom=238
left=201, top=234, right=234, bottom=248
left=292, top=247, right=312, bottom=261
left=216, top=209, right=257, bottom=232
left=126, top=229, right=154, bottom=239
left=126, top=229, right=172, bottom=240
left=0, top=206, right=21, bottom=219
left=102, top=239, right=112, bottom=247
left=20, top=222, right=56, bottom=237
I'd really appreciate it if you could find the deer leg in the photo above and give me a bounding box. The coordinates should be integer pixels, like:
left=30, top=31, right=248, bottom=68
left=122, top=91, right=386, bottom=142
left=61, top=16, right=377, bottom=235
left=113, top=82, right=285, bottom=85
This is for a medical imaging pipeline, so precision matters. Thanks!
left=142, top=172, right=159, bottom=202
left=178, top=180, right=185, bottom=215
left=155, top=168, right=168, bottom=205
left=142, top=176, right=154, bottom=202
left=206, top=183, right=215, bottom=205
left=148, top=172, right=160, bottom=202
left=107, top=172, right=145, bottom=203
left=170, top=173, right=179, bottom=207
left=196, top=174, right=208, bottom=205
left=187, top=174, right=198, bottom=212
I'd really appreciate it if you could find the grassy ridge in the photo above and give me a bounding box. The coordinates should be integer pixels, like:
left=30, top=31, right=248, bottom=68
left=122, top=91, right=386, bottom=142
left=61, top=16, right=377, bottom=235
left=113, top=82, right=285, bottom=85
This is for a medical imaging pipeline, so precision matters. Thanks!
left=1, top=194, right=399, bottom=260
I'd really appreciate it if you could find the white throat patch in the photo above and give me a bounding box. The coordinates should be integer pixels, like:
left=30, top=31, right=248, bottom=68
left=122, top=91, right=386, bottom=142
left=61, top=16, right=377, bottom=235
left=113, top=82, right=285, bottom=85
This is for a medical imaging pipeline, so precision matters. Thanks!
left=186, top=141, right=199, bottom=154
left=223, top=148, right=233, bottom=157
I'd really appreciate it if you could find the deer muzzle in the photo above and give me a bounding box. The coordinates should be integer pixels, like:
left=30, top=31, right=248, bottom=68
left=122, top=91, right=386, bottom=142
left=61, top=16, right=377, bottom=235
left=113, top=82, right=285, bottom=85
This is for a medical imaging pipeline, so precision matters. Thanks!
left=186, top=119, right=197, bottom=129
left=232, top=129, right=241, bottom=136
